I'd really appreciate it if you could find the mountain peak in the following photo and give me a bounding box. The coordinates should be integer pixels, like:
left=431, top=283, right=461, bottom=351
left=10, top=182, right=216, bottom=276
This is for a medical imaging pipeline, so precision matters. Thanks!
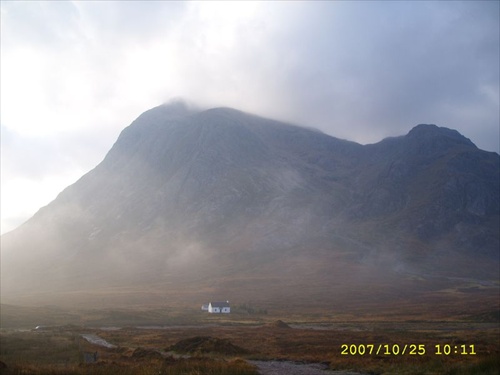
left=407, top=124, right=476, bottom=148
left=139, top=99, right=198, bottom=120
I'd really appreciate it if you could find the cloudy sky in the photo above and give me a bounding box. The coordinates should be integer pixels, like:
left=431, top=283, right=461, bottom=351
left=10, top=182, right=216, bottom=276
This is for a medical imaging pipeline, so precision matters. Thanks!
left=1, top=1, right=499, bottom=234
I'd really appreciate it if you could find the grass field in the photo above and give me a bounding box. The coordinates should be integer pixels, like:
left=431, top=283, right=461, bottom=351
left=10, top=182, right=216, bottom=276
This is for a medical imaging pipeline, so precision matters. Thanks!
left=1, top=312, right=498, bottom=374
left=1, top=274, right=498, bottom=374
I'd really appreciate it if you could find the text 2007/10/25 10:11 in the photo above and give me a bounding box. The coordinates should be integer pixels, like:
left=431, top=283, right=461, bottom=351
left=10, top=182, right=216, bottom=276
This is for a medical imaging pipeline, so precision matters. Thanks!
left=340, top=343, right=477, bottom=356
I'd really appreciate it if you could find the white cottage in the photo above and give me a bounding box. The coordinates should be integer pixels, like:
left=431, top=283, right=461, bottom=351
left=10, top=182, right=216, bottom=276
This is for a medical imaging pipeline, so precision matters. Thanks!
left=208, top=301, right=230, bottom=314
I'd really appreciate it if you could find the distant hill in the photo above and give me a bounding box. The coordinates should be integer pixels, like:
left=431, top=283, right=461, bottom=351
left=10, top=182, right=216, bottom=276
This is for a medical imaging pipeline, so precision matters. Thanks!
left=1, top=102, right=498, bottom=308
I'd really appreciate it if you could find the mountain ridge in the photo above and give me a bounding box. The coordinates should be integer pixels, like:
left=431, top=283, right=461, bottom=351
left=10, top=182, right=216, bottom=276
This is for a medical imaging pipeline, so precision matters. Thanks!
left=1, top=103, right=498, bottom=307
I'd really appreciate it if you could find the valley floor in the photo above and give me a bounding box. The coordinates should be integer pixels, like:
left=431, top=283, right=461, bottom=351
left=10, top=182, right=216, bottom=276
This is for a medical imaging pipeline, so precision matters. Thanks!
left=1, top=278, right=498, bottom=374
left=0, top=318, right=498, bottom=375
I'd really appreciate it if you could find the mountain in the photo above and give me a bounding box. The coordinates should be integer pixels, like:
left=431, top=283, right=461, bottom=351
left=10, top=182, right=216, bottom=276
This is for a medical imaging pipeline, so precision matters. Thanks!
left=1, top=102, right=498, bottom=308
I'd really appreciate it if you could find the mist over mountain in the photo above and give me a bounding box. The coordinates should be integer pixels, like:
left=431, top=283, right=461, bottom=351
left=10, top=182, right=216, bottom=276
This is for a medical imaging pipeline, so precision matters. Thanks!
left=1, top=102, right=498, bottom=307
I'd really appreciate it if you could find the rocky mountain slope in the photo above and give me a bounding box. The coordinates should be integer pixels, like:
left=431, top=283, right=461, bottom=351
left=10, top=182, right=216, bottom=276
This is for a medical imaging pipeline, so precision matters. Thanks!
left=1, top=102, right=498, bottom=306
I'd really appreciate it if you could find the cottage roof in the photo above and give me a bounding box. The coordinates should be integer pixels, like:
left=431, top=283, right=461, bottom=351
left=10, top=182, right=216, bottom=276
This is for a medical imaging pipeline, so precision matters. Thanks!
left=210, top=301, right=230, bottom=308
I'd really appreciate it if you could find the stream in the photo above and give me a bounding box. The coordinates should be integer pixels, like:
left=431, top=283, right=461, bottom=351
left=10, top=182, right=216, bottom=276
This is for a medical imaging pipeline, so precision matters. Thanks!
left=250, top=360, right=365, bottom=375
left=81, top=333, right=117, bottom=349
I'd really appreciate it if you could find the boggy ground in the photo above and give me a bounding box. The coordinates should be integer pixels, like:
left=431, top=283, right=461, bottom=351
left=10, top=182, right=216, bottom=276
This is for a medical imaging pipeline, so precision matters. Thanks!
left=99, top=321, right=500, bottom=374
left=1, top=277, right=498, bottom=374
left=0, top=319, right=498, bottom=375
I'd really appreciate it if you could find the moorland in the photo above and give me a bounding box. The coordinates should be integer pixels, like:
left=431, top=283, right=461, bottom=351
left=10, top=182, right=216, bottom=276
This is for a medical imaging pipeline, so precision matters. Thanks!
left=1, top=277, right=498, bottom=375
